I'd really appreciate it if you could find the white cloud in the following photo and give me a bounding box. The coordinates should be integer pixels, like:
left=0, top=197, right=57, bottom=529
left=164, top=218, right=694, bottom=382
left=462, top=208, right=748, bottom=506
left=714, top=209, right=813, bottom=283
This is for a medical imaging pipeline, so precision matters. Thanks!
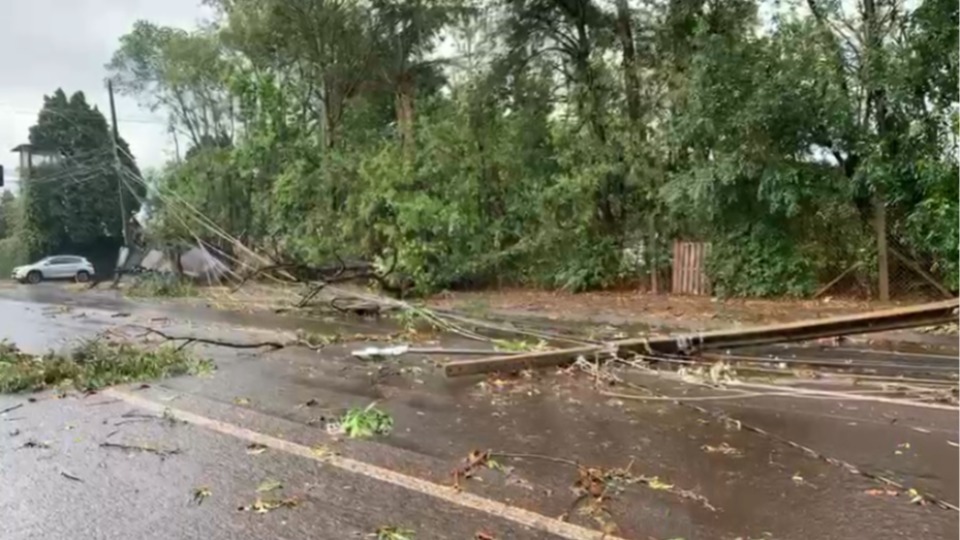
left=0, top=0, right=211, bottom=192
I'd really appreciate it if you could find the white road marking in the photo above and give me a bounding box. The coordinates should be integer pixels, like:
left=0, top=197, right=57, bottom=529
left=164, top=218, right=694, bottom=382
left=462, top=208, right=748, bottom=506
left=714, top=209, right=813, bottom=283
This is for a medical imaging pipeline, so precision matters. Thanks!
left=104, top=388, right=623, bottom=540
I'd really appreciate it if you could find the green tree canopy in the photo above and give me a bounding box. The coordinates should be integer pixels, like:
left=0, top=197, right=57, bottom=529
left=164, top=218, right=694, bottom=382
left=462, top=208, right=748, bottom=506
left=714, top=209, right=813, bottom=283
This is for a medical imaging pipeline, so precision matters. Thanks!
left=106, top=0, right=958, bottom=295
left=19, top=89, right=143, bottom=258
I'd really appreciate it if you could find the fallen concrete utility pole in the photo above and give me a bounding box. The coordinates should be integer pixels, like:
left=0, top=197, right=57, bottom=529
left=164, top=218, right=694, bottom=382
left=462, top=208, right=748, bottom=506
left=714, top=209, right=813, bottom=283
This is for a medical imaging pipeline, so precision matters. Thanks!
left=444, top=299, right=958, bottom=377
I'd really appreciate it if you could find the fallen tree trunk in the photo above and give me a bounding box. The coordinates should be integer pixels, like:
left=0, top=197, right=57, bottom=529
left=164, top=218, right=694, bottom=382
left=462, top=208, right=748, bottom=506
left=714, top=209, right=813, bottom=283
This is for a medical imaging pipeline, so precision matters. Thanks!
left=444, top=299, right=959, bottom=377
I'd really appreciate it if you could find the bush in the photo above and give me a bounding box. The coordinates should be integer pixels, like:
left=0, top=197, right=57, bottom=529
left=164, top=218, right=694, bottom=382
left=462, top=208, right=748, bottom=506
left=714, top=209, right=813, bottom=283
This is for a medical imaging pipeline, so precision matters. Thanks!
left=707, top=226, right=818, bottom=298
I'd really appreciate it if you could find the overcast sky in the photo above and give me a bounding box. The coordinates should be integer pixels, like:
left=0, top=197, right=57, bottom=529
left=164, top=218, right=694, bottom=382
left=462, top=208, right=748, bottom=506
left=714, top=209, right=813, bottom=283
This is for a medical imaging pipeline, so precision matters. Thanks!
left=0, top=0, right=210, bottom=192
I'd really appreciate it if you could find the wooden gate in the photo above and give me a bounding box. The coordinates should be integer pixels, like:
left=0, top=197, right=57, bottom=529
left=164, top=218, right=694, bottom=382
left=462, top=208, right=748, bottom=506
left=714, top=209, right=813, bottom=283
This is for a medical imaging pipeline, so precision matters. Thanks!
left=672, top=241, right=711, bottom=295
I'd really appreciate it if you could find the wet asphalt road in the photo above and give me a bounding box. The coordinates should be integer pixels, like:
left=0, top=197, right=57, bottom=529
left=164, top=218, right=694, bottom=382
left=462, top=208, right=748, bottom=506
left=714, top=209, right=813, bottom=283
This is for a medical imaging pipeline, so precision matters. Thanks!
left=0, top=283, right=958, bottom=539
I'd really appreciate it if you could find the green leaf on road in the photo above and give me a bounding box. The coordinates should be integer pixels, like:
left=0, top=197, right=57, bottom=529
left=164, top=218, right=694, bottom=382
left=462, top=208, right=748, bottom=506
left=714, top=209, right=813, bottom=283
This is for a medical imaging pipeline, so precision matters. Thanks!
left=256, top=479, right=283, bottom=493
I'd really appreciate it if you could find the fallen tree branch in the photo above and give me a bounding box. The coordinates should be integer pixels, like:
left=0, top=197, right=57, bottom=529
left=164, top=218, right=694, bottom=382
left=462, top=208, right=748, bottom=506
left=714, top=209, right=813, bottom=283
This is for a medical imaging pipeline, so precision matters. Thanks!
left=133, top=326, right=285, bottom=351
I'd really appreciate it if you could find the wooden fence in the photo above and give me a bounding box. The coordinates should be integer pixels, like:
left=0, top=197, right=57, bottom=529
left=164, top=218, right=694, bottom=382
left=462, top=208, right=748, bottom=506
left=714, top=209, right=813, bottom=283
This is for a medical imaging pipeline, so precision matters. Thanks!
left=671, top=241, right=711, bottom=295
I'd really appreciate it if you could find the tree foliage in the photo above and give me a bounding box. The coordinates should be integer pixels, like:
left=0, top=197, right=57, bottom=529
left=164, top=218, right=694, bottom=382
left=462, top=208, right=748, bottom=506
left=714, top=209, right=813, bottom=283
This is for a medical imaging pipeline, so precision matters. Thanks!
left=107, top=0, right=958, bottom=295
left=18, top=89, right=142, bottom=260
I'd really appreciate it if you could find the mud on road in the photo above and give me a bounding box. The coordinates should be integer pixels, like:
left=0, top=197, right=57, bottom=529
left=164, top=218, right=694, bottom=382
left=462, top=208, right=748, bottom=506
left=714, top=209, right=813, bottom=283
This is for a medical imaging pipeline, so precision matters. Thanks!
left=0, top=283, right=957, bottom=539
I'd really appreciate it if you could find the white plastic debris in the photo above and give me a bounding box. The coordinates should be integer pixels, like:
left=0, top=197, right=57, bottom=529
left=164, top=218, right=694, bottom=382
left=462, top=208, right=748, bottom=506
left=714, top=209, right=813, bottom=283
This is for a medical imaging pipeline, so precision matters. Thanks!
left=351, top=344, right=410, bottom=360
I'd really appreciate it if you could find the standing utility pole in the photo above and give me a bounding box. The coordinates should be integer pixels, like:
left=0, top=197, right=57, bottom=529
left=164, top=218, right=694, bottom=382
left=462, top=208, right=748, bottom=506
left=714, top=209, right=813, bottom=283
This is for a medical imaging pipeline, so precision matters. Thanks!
left=108, top=79, right=129, bottom=246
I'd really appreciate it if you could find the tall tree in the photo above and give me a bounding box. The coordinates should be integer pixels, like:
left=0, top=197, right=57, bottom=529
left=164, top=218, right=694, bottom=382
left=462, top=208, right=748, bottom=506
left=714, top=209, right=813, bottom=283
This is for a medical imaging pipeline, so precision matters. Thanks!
left=0, top=191, right=16, bottom=240
left=20, top=89, right=142, bottom=257
left=369, top=0, right=467, bottom=159
left=108, top=21, right=236, bottom=151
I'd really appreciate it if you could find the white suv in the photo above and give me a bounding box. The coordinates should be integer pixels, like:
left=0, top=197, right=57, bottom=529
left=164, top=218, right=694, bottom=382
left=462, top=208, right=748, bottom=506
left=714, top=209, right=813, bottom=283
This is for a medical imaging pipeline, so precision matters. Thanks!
left=12, top=256, right=96, bottom=284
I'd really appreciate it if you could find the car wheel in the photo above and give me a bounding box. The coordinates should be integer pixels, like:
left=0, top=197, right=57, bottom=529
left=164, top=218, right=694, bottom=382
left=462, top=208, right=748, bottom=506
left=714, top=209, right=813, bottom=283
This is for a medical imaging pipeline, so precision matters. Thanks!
left=75, top=271, right=90, bottom=283
left=26, top=271, right=42, bottom=284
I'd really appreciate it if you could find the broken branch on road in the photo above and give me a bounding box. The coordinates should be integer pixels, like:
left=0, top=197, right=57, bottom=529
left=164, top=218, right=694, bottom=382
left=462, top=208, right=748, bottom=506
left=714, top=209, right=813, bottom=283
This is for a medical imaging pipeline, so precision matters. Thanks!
left=133, top=326, right=286, bottom=351
left=100, top=441, right=182, bottom=458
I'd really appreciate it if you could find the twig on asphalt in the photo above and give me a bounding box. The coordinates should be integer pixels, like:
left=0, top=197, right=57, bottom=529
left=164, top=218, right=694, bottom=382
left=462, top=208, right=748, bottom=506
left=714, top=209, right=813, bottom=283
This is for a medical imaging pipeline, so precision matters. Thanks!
left=113, top=418, right=157, bottom=426
left=0, top=403, right=24, bottom=415
left=100, top=441, right=182, bottom=457
left=19, top=439, right=50, bottom=449
left=60, top=471, right=84, bottom=482
left=491, top=452, right=580, bottom=467
left=121, top=411, right=161, bottom=419
left=86, top=399, right=123, bottom=407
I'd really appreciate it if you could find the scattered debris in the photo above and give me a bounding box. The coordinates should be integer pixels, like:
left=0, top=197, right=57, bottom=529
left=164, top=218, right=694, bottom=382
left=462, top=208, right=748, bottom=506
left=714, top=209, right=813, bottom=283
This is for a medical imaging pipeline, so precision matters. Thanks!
left=0, top=339, right=213, bottom=393
left=234, top=397, right=251, bottom=406
left=340, top=403, right=393, bottom=438
left=310, top=444, right=336, bottom=459
left=20, top=439, right=50, bottom=449
left=864, top=488, right=898, bottom=497
left=701, top=442, right=742, bottom=456
left=111, top=312, right=132, bottom=318
left=452, top=450, right=496, bottom=490
left=645, top=477, right=674, bottom=491
left=9, top=428, right=20, bottom=437
left=475, top=531, right=497, bottom=540
left=791, top=472, right=818, bottom=489
left=907, top=488, right=926, bottom=505
left=192, top=486, right=212, bottom=505
left=373, top=526, right=416, bottom=540
left=567, top=460, right=717, bottom=514
left=256, top=479, right=283, bottom=493
left=60, top=471, right=84, bottom=482
left=246, top=443, right=268, bottom=455
left=238, top=496, right=299, bottom=513
left=352, top=345, right=409, bottom=361
left=99, top=441, right=181, bottom=458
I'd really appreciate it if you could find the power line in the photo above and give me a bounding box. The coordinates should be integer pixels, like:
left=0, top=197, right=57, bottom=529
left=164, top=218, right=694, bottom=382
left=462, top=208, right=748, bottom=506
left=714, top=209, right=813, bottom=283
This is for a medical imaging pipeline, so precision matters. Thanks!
left=0, top=104, right=168, bottom=125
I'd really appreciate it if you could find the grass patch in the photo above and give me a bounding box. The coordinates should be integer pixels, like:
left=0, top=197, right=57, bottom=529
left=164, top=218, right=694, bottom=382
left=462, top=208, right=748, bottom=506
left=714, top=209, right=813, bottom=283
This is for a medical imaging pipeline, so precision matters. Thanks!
left=126, top=273, right=197, bottom=298
left=0, top=340, right=214, bottom=393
